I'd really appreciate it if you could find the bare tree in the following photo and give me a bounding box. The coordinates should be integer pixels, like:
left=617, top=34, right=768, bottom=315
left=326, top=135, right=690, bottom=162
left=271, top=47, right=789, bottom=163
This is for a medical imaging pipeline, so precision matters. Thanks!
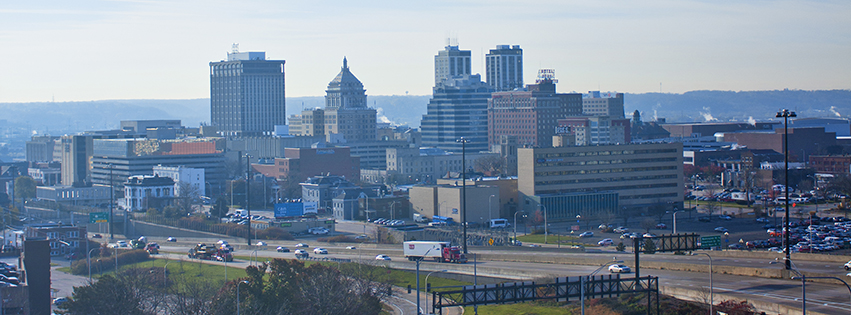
left=704, top=186, right=720, bottom=219
left=640, top=218, right=656, bottom=233
left=473, top=155, right=505, bottom=176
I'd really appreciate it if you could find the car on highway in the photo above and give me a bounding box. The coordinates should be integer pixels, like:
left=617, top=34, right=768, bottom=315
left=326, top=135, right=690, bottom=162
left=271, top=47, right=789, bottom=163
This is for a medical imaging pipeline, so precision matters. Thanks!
left=608, top=264, right=631, bottom=273
left=643, top=233, right=656, bottom=238
left=597, top=238, right=614, bottom=246
left=313, top=247, right=328, bottom=254
left=714, top=227, right=729, bottom=233
left=579, top=231, right=594, bottom=238
left=620, top=232, right=638, bottom=239
left=276, top=246, right=290, bottom=253
left=53, top=297, right=68, bottom=306
left=655, top=223, right=667, bottom=229
left=167, top=237, right=177, bottom=242
left=844, top=260, right=851, bottom=271
left=528, top=244, right=541, bottom=248
left=698, top=217, right=711, bottom=222
left=756, top=217, right=770, bottom=223
left=719, top=215, right=733, bottom=220
left=346, top=246, right=357, bottom=250
left=295, top=243, right=309, bottom=248
left=355, top=235, right=369, bottom=240
left=256, top=241, right=267, bottom=247
left=92, top=234, right=103, bottom=239
left=613, top=227, right=629, bottom=233
left=375, top=254, right=391, bottom=261
left=294, top=249, right=309, bottom=259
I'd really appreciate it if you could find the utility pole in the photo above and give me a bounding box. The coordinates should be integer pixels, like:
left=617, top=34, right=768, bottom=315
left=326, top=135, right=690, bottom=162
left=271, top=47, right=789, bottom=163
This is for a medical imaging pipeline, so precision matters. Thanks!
left=245, top=154, right=252, bottom=247
left=457, top=137, right=469, bottom=254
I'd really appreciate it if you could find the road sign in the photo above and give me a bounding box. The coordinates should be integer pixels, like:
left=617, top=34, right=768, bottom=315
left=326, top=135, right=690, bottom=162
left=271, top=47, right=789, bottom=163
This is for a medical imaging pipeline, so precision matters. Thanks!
left=488, top=238, right=494, bottom=245
left=89, top=212, right=108, bottom=223
left=700, top=235, right=721, bottom=249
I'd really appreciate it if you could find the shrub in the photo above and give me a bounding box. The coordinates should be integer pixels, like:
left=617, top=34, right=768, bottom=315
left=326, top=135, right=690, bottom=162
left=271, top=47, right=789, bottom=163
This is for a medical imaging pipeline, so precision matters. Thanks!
left=318, top=235, right=355, bottom=243
left=255, top=227, right=294, bottom=240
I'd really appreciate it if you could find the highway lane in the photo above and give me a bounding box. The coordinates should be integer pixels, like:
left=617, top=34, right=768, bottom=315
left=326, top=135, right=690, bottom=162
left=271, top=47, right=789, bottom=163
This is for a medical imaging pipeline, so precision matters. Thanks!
left=155, top=244, right=850, bottom=314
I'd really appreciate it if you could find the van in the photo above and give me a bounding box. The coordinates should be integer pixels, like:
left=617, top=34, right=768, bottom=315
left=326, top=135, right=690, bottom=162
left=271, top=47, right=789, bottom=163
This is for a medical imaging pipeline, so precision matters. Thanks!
left=489, top=218, right=509, bottom=228
left=234, top=209, right=248, bottom=217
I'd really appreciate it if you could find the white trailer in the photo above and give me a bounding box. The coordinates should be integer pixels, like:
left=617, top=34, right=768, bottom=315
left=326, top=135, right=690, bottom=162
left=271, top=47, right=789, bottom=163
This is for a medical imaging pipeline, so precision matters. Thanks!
left=403, top=241, right=447, bottom=260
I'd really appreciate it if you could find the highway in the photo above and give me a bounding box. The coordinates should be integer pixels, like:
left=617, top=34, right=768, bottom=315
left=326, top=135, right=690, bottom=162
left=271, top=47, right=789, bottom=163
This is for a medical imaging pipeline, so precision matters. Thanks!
left=155, top=241, right=850, bottom=315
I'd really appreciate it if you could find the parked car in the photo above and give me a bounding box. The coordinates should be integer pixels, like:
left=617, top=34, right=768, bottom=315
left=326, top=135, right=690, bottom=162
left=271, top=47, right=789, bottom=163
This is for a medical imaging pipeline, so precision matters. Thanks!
left=53, top=297, right=68, bottom=306
left=598, top=238, right=614, bottom=246
left=844, top=260, right=851, bottom=271
left=375, top=254, right=391, bottom=261
left=0, top=274, right=19, bottom=285
left=313, top=247, right=328, bottom=254
left=579, top=231, right=594, bottom=238
left=608, top=264, right=631, bottom=273
left=276, top=246, right=290, bottom=253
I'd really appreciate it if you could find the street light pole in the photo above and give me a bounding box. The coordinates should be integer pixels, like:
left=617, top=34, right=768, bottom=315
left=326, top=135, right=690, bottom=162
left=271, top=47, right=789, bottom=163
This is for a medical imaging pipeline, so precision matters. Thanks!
left=541, top=204, right=548, bottom=244
left=236, top=280, right=249, bottom=315
left=457, top=137, right=469, bottom=254
left=693, top=253, right=713, bottom=315
left=87, top=248, right=98, bottom=282
left=245, top=154, right=252, bottom=247
left=776, top=109, right=796, bottom=271
left=514, top=212, right=525, bottom=245
left=425, top=269, right=447, bottom=315
left=163, top=260, right=172, bottom=287
left=672, top=209, right=682, bottom=234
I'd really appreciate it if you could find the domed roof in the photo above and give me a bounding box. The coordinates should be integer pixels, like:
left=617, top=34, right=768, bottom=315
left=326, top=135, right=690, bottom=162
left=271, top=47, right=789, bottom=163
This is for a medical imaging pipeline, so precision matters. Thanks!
left=327, top=57, right=364, bottom=90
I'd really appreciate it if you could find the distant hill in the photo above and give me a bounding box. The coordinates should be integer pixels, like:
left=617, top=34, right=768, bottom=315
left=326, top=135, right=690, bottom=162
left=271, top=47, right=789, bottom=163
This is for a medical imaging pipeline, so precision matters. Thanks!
left=624, top=90, right=851, bottom=123
left=1, top=90, right=849, bottom=136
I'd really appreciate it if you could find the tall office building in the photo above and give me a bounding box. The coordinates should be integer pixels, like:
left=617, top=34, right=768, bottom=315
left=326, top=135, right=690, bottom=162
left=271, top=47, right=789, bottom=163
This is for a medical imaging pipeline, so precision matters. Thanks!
left=421, top=74, right=492, bottom=154
left=485, top=45, right=523, bottom=92
left=434, top=45, right=472, bottom=85
left=210, top=49, right=286, bottom=137
left=582, top=91, right=625, bottom=118
left=487, top=70, right=582, bottom=148
left=324, top=58, right=376, bottom=142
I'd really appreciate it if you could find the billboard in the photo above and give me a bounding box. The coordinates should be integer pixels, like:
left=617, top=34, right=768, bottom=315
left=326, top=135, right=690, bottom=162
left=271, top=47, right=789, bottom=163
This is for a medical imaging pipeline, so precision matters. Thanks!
left=303, top=202, right=318, bottom=214
left=274, top=203, right=303, bottom=218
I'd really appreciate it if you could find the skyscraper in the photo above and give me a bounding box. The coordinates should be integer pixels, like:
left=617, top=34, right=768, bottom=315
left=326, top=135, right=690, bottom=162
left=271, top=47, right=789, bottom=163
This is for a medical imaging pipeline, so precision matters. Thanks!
left=210, top=49, right=286, bottom=137
left=485, top=45, right=523, bottom=92
left=434, top=45, right=472, bottom=86
left=421, top=74, right=492, bottom=154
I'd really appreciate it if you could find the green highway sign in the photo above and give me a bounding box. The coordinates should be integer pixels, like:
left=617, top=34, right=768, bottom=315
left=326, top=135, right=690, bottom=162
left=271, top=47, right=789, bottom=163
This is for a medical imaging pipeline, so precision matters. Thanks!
left=700, top=236, right=721, bottom=249
left=89, top=212, right=109, bottom=223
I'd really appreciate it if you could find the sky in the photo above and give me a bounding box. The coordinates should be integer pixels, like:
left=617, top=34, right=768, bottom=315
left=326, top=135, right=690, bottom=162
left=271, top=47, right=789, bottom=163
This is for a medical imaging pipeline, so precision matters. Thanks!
left=0, top=0, right=849, bottom=103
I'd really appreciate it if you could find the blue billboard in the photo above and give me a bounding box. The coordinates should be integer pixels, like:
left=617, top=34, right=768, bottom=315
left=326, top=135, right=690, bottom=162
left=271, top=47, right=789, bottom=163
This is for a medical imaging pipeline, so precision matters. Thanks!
left=274, top=203, right=304, bottom=218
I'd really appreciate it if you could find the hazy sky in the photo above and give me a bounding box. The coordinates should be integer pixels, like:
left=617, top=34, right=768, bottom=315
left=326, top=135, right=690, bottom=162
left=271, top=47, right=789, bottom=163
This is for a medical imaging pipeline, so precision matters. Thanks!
left=1, top=0, right=848, bottom=103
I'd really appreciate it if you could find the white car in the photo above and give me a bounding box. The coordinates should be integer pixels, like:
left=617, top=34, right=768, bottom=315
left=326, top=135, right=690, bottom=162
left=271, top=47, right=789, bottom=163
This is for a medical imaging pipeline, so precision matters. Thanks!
left=295, top=243, right=309, bottom=248
left=313, top=247, right=328, bottom=254
left=608, top=264, right=631, bottom=273
left=844, top=260, right=851, bottom=270
left=346, top=246, right=357, bottom=250
left=597, top=238, right=614, bottom=246
left=256, top=241, right=267, bottom=247
left=375, top=254, right=391, bottom=261
left=714, top=227, right=729, bottom=233
left=579, top=231, right=594, bottom=238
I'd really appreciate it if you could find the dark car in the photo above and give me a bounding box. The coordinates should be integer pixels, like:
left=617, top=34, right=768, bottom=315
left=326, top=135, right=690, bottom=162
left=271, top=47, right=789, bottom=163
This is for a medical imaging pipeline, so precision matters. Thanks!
left=698, top=217, right=711, bottom=222
left=92, top=234, right=103, bottom=239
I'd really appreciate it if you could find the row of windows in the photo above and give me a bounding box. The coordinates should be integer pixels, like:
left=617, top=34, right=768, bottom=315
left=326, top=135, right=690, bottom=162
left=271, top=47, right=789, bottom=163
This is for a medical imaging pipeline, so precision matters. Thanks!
left=619, top=192, right=679, bottom=200
left=534, top=173, right=678, bottom=182
left=535, top=158, right=678, bottom=167
left=538, top=182, right=678, bottom=194
left=536, top=148, right=678, bottom=158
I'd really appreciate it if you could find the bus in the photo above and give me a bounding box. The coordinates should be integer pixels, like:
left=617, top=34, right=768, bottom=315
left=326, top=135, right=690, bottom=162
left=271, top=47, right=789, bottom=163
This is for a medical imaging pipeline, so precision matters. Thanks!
left=431, top=215, right=455, bottom=225
left=489, top=218, right=510, bottom=228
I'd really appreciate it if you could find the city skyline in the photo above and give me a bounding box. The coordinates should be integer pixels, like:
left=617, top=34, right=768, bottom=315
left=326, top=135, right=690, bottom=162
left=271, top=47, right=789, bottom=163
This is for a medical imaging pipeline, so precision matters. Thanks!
left=1, top=1, right=849, bottom=103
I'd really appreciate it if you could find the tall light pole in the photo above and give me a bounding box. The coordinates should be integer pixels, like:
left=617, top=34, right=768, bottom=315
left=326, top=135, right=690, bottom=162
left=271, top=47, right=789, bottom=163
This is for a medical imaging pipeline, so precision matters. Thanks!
left=692, top=253, right=713, bottom=315
left=416, top=247, right=436, bottom=314
left=457, top=137, right=469, bottom=254
left=245, top=154, right=252, bottom=247
left=514, top=212, right=526, bottom=245
left=425, top=269, right=447, bottom=314
left=776, top=109, right=796, bottom=271
left=108, top=163, right=114, bottom=240
left=540, top=204, right=548, bottom=244
left=771, top=257, right=805, bottom=314
left=163, top=260, right=172, bottom=287
left=87, top=248, right=99, bottom=282
left=236, top=280, right=249, bottom=315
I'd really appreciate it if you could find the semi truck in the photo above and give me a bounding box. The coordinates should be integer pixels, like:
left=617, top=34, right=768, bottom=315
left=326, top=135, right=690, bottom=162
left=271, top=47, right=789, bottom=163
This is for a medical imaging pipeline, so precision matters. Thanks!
left=403, top=241, right=467, bottom=263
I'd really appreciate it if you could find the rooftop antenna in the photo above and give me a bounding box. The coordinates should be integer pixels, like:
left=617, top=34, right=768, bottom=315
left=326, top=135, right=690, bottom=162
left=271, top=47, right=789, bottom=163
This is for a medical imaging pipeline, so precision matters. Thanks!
left=231, top=43, right=239, bottom=54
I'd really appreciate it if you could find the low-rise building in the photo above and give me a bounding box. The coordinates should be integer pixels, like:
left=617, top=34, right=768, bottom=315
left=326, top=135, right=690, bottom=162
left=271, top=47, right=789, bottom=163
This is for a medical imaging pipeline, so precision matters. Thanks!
left=124, top=175, right=175, bottom=211
left=25, top=224, right=87, bottom=256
